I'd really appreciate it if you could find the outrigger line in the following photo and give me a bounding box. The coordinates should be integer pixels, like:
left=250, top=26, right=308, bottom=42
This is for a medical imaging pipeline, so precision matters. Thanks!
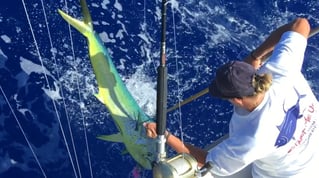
left=168, top=26, right=319, bottom=113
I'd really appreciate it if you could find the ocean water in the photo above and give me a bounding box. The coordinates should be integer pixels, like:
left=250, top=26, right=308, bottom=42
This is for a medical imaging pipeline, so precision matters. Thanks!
left=1, top=0, right=319, bottom=178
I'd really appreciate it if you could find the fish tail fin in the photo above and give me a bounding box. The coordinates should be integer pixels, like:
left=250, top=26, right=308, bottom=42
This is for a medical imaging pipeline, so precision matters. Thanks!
left=57, top=0, right=93, bottom=37
left=80, top=0, right=92, bottom=26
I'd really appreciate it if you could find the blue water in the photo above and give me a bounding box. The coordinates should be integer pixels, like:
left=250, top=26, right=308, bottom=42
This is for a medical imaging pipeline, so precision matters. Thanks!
left=1, top=0, right=319, bottom=178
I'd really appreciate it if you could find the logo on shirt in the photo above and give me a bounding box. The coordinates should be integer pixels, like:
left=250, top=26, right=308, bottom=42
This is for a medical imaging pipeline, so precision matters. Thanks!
left=274, top=96, right=304, bottom=148
left=288, top=102, right=317, bottom=153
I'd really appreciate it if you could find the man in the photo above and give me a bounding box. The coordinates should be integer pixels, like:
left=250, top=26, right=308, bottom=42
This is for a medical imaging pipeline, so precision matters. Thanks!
left=145, top=18, right=319, bottom=177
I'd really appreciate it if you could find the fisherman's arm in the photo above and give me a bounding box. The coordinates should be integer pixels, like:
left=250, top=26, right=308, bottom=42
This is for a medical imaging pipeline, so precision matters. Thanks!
left=245, top=17, right=310, bottom=69
left=166, top=133, right=207, bottom=167
left=144, top=122, right=207, bottom=167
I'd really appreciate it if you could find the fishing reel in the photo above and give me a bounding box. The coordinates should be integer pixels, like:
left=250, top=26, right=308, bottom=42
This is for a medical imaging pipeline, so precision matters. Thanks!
left=153, top=153, right=214, bottom=178
left=153, top=153, right=197, bottom=178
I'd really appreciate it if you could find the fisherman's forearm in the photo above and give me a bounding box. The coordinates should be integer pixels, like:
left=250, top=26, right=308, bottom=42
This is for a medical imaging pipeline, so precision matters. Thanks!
left=253, top=19, right=296, bottom=61
left=253, top=18, right=310, bottom=62
left=167, top=134, right=207, bottom=167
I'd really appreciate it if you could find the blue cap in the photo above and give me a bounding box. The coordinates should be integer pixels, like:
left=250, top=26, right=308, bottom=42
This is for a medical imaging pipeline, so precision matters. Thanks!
left=209, top=61, right=256, bottom=98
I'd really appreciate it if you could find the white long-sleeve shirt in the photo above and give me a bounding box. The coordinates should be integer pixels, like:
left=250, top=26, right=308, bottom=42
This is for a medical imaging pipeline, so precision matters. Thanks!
left=206, top=31, right=319, bottom=177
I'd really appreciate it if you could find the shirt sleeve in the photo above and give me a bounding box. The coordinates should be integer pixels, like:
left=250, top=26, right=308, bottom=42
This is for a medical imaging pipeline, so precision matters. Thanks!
left=206, top=135, right=275, bottom=176
left=259, top=31, right=307, bottom=78
left=206, top=134, right=267, bottom=176
left=206, top=107, right=279, bottom=176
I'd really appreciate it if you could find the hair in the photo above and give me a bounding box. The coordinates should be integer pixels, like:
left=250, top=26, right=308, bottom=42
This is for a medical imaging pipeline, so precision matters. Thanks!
left=252, top=73, right=272, bottom=95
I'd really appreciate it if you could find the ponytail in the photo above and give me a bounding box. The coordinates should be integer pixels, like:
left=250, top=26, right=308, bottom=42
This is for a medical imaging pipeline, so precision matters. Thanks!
left=252, top=73, right=272, bottom=94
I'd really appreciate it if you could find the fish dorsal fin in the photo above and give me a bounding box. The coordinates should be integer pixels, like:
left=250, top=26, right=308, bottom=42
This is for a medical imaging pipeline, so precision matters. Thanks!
left=97, top=133, right=123, bottom=143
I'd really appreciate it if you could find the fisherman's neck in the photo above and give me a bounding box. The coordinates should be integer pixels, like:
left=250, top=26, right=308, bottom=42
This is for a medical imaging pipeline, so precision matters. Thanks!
left=244, top=92, right=265, bottom=112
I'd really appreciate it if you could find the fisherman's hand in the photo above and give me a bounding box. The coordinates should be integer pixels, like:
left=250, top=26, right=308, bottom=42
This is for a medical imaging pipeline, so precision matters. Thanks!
left=143, top=122, right=158, bottom=139
left=143, top=122, right=171, bottom=140
left=244, top=50, right=263, bottom=69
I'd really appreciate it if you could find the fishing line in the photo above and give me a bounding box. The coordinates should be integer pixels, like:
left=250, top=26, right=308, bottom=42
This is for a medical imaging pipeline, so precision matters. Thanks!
left=21, top=0, right=79, bottom=177
left=143, top=0, right=147, bottom=29
left=61, top=0, right=94, bottom=177
left=0, top=86, right=47, bottom=178
left=40, top=0, right=83, bottom=177
left=142, top=0, right=158, bottom=74
left=170, top=0, right=186, bottom=150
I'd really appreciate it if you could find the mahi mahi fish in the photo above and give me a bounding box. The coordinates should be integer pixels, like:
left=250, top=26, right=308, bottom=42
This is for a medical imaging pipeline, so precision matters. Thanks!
left=58, top=0, right=156, bottom=169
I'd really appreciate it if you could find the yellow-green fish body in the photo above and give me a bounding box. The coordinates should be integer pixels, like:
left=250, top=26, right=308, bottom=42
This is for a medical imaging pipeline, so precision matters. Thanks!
left=58, top=0, right=155, bottom=169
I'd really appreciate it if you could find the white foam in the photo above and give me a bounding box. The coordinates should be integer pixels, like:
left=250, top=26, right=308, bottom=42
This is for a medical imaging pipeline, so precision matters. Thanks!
left=124, top=67, right=157, bottom=117
left=0, top=35, right=11, bottom=43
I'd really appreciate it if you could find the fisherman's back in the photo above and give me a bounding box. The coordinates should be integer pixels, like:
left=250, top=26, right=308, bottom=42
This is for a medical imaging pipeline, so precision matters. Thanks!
left=251, top=74, right=319, bottom=177
left=253, top=30, right=319, bottom=177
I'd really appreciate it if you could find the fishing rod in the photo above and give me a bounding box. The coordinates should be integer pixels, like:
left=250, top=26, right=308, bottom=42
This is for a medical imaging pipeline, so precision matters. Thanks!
left=167, top=88, right=209, bottom=113
left=167, top=25, right=319, bottom=113
left=154, top=0, right=168, bottom=163
left=153, top=0, right=198, bottom=177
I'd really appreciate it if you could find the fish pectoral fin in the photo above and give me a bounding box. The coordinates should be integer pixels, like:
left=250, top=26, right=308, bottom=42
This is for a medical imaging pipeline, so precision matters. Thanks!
left=97, top=133, right=123, bottom=143
left=121, top=150, right=129, bottom=155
